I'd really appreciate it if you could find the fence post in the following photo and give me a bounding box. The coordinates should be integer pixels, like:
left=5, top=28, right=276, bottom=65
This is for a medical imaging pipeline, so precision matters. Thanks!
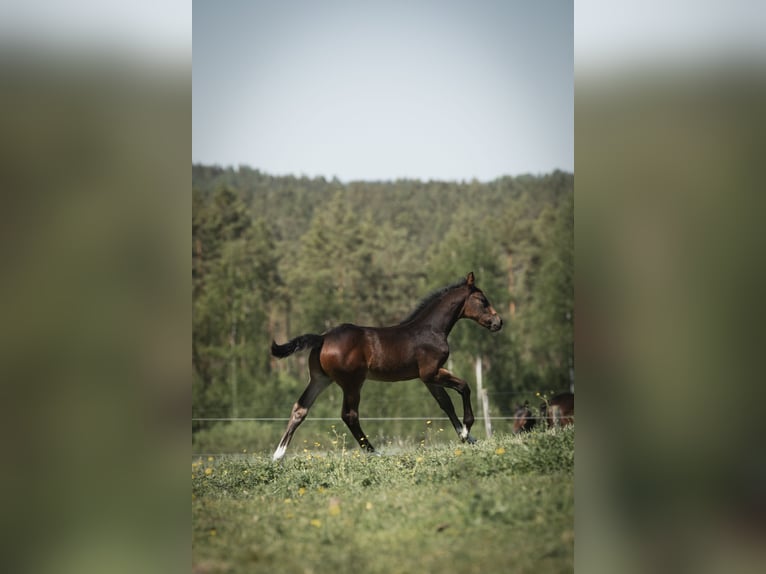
left=475, top=355, right=492, bottom=438
left=482, top=389, right=492, bottom=438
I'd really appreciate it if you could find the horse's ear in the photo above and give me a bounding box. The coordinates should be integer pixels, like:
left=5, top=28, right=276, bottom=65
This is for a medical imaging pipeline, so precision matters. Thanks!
left=466, top=272, right=475, bottom=286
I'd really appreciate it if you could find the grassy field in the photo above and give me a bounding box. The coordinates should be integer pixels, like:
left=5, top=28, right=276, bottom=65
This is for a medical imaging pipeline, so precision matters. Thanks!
left=192, top=426, right=574, bottom=574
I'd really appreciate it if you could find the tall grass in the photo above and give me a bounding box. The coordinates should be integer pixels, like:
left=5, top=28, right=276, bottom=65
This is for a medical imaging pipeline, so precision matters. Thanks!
left=192, top=416, right=538, bottom=455
left=193, top=427, right=574, bottom=573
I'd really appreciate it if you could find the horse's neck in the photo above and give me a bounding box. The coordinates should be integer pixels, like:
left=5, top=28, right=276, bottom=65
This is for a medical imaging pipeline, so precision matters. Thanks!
left=413, top=290, right=466, bottom=335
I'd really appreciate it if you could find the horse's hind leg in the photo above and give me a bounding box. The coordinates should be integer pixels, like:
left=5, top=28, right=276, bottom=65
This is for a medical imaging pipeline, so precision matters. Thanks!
left=339, top=381, right=376, bottom=453
left=423, top=382, right=464, bottom=438
left=272, top=351, right=331, bottom=461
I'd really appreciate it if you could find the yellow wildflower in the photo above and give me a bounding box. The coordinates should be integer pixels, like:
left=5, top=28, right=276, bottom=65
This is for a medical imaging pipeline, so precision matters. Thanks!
left=310, top=519, right=322, bottom=528
left=495, top=447, right=506, bottom=455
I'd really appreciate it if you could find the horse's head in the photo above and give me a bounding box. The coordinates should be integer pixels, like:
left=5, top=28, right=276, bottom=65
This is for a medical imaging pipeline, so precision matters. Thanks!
left=512, top=401, right=534, bottom=434
left=461, top=272, right=503, bottom=332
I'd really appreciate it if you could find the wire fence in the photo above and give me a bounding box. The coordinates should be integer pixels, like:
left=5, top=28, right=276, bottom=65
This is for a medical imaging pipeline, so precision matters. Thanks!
left=191, top=415, right=574, bottom=458
left=192, top=388, right=573, bottom=457
left=192, top=416, right=549, bottom=422
left=191, top=390, right=571, bottom=418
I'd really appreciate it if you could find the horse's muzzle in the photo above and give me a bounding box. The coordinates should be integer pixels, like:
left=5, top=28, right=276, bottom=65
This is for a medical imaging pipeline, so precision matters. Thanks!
left=488, top=316, right=503, bottom=332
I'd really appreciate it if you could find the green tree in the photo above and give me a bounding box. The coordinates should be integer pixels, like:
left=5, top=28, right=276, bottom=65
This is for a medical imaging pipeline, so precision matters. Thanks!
left=192, top=166, right=574, bottom=437
left=526, top=193, right=574, bottom=390
left=193, top=186, right=279, bottom=426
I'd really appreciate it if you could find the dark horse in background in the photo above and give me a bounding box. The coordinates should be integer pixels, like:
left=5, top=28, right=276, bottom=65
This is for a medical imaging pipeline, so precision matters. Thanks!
left=540, top=391, right=575, bottom=428
left=270, top=272, right=503, bottom=461
left=512, top=401, right=536, bottom=434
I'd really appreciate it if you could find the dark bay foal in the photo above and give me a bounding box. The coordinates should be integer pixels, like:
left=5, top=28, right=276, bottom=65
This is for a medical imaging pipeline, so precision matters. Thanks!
left=270, top=272, right=503, bottom=460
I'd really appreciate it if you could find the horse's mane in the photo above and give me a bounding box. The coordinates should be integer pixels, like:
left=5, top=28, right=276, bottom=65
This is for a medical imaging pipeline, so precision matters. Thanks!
left=398, top=277, right=468, bottom=324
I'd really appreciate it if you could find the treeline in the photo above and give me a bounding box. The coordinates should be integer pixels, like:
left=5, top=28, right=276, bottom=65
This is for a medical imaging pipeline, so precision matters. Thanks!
left=192, top=165, right=573, bottom=434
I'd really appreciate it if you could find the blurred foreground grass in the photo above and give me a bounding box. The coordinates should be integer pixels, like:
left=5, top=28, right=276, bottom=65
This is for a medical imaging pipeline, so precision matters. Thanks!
left=0, top=49, right=189, bottom=574
left=576, top=57, right=766, bottom=574
left=193, top=428, right=574, bottom=574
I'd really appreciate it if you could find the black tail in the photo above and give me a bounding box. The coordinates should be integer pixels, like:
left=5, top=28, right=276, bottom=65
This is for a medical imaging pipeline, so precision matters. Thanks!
left=271, top=334, right=324, bottom=358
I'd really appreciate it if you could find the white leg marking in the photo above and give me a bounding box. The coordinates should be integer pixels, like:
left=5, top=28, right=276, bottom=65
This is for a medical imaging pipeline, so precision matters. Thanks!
left=460, top=425, right=469, bottom=439
left=272, top=444, right=287, bottom=461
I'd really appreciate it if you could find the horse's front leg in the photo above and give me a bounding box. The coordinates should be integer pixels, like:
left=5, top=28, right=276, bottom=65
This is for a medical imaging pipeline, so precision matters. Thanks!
left=423, top=382, right=464, bottom=438
left=429, top=368, right=477, bottom=444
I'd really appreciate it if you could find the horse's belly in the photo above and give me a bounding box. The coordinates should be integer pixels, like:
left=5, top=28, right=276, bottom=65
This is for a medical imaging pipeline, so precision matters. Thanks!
left=367, top=365, right=420, bottom=382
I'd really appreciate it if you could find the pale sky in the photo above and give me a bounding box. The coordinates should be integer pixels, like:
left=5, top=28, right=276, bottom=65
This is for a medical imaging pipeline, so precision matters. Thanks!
left=1, top=1, right=761, bottom=183
left=0, top=0, right=190, bottom=63
left=193, top=0, right=573, bottom=181
left=576, top=0, right=766, bottom=72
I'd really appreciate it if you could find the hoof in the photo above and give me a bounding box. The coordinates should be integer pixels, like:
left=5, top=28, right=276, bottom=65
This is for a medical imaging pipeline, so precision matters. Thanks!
left=463, top=434, right=477, bottom=445
left=272, top=444, right=287, bottom=461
